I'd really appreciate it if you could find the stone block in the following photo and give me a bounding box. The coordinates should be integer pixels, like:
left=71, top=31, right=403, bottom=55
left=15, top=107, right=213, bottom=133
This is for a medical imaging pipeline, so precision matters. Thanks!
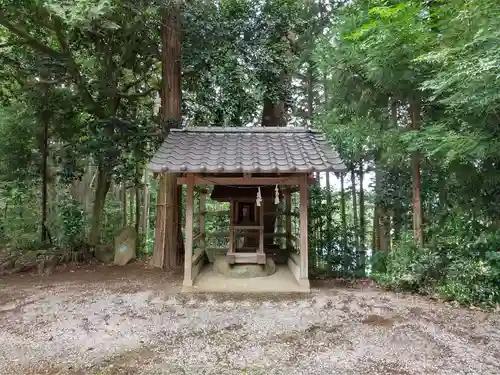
left=114, top=227, right=137, bottom=266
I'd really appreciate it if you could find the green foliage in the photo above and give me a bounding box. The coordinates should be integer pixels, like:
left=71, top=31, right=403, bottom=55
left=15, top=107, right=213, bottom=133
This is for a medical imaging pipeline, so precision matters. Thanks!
left=308, top=184, right=367, bottom=279
left=372, top=241, right=443, bottom=292
left=439, top=250, right=500, bottom=306
left=418, top=0, right=500, bottom=116
left=0, top=186, right=41, bottom=249
left=0, top=104, right=38, bottom=182
left=101, top=195, right=126, bottom=245
left=0, top=0, right=498, bottom=310
left=373, top=219, right=500, bottom=307
left=311, top=0, right=500, bottom=307
left=57, top=198, right=87, bottom=248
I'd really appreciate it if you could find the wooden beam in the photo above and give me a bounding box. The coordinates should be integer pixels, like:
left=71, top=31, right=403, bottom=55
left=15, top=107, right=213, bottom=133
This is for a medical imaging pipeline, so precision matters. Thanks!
left=177, top=175, right=315, bottom=186
left=299, top=173, right=308, bottom=281
left=183, top=173, right=194, bottom=287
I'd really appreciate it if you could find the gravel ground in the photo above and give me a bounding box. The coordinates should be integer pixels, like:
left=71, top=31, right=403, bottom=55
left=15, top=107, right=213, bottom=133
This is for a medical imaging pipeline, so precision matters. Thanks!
left=0, top=263, right=499, bottom=375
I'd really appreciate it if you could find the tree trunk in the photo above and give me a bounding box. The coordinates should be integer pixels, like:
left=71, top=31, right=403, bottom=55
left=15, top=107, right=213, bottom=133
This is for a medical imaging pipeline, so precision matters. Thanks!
left=261, top=95, right=286, bottom=245
left=40, top=106, right=50, bottom=244
left=69, top=165, right=95, bottom=215
left=141, top=168, right=150, bottom=235
left=372, top=208, right=379, bottom=251
left=261, top=97, right=286, bottom=127
left=85, top=166, right=96, bottom=214
left=135, top=181, right=141, bottom=236
left=88, top=166, right=111, bottom=246
left=122, top=184, right=127, bottom=227
left=393, top=202, right=404, bottom=242
left=373, top=162, right=391, bottom=252
left=260, top=30, right=296, bottom=245
left=261, top=86, right=289, bottom=245
left=438, top=175, right=447, bottom=224
left=325, top=172, right=332, bottom=244
left=409, top=98, right=424, bottom=246
left=307, top=61, right=314, bottom=128
left=2, top=200, right=7, bottom=236
left=152, top=173, right=167, bottom=267
left=37, top=73, right=51, bottom=245
left=340, top=172, right=348, bottom=272
left=323, top=70, right=333, bottom=252
left=129, top=187, right=134, bottom=226
left=372, top=98, right=396, bottom=253
left=46, top=154, right=59, bottom=243
left=151, top=3, right=183, bottom=268
left=350, top=165, right=359, bottom=270
left=358, top=160, right=365, bottom=276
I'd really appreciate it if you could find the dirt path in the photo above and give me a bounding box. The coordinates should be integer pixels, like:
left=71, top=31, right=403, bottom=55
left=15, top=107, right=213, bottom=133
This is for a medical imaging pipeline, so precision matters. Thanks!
left=0, top=264, right=499, bottom=375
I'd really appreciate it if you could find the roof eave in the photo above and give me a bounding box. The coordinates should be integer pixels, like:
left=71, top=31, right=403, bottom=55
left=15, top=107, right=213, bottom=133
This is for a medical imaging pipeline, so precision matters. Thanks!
left=147, top=165, right=348, bottom=174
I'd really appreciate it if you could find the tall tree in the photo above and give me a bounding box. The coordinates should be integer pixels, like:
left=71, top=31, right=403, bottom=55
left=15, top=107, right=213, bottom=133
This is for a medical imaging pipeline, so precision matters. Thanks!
left=0, top=0, right=160, bottom=245
left=358, top=159, right=365, bottom=273
left=151, top=0, right=183, bottom=268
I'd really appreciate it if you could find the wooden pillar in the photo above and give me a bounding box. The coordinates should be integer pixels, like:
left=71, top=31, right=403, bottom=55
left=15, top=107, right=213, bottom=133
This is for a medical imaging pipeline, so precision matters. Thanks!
left=183, top=173, right=194, bottom=287
left=299, top=174, right=308, bottom=281
left=199, top=189, right=206, bottom=253
left=285, top=190, right=292, bottom=250
left=259, top=203, right=264, bottom=254
left=227, top=200, right=234, bottom=263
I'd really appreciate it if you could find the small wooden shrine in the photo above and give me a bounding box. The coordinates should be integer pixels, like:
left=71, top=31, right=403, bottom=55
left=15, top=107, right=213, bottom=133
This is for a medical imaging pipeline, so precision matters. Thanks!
left=210, top=185, right=282, bottom=265
left=148, top=127, right=346, bottom=292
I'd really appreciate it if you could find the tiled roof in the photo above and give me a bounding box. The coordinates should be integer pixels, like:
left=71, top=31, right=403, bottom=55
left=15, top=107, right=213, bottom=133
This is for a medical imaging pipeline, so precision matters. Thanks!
left=148, top=127, right=346, bottom=174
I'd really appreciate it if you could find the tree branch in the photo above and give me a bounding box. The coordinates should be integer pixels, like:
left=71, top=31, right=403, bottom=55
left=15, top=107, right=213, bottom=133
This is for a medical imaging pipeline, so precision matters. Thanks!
left=0, top=13, right=64, bottom=60
left=52, top=18, right=105, bottom=118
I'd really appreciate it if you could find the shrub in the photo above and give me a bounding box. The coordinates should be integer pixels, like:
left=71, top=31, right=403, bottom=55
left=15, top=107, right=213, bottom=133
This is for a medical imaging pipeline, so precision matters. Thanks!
left=373, top=217, right=500, bottom=307
left=58, top=198, right=87, bottom=248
